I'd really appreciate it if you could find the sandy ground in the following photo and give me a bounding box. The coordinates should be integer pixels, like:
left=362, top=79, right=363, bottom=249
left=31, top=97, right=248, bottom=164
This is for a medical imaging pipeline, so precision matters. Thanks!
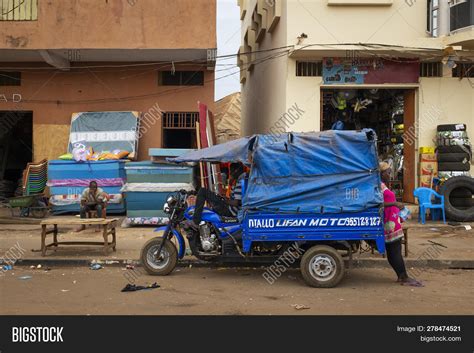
left=1, top=266, right=473, bottom=315
left=0, top=220, right=473, bottom=262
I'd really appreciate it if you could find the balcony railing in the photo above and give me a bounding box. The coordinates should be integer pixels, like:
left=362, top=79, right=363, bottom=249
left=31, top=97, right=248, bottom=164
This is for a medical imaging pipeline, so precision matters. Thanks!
left=450, top=0, right=474, bottom=32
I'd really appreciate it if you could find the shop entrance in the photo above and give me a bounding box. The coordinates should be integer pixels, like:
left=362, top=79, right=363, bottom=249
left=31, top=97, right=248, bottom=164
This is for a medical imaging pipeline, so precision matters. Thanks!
left=0, top=111, right=33, bottom=200
left=321, top=88, right=416, bottom=203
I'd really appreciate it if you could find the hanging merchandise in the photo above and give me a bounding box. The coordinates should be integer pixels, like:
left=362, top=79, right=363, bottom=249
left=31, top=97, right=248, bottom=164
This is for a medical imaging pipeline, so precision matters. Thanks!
left=352, top=98, right=372, bottom=113
left=340, top=90, right=357, bottom=100
left=365, top=89, right=380, bottom=100
left=333, top=95, right=347, bottom=110
left=391, top=95, right=404, bottom=116
left=331, top=120, right=345, bottom=130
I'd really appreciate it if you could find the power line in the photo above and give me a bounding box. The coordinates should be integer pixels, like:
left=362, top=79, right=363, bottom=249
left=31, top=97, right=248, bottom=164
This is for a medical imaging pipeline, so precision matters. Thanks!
left=0, top=45, right=294, bottom=71
left=17, top=48, right=291, bottom=104
left=1, top=42, right=470, bottom=71
left=2, top=42, right=473, bottom=103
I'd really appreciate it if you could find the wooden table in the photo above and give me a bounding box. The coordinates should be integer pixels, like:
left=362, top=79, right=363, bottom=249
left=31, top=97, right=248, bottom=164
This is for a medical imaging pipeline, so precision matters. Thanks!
left=40, top=218, right=118, bottom=256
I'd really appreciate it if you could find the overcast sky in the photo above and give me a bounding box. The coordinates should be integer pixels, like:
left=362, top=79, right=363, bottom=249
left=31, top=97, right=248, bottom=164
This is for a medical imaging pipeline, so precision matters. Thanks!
left=215, top=0, right=241, bottom=101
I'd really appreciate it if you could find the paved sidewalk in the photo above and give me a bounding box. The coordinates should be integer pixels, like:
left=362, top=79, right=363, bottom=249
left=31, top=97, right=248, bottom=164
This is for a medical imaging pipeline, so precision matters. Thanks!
left=0, top=217, right=472, bottom=269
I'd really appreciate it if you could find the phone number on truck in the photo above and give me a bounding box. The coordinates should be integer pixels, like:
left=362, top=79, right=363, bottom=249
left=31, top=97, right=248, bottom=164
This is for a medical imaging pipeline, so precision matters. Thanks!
left=248, top=216, right=382, bottom=229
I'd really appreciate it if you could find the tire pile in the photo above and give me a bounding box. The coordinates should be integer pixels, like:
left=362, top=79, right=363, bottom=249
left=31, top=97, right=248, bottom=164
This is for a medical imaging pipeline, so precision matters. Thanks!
left=436, top=124, right=474, bottom=221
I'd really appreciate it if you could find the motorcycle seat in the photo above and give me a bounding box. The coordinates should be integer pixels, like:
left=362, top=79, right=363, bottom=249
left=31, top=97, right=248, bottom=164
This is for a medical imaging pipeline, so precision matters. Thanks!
left=220, top=216, right=239, bottom=223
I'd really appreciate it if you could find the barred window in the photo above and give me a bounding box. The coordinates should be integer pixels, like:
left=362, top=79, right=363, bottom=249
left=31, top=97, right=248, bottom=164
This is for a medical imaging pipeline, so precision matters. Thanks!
left=296, top=61, right=322, bottom=77
left=163, top=112, right=199, bottom=129
left=0, top=0, right=38, bottom=21
left=420, top=62, right=442, bottom=77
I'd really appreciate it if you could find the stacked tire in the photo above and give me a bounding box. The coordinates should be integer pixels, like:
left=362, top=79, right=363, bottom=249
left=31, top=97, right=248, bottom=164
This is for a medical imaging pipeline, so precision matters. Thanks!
left=440, top=176, right=474, bottom=222
left=436, top=124, right=473, bottom=221
left=436, top=124, right=471, bottom=179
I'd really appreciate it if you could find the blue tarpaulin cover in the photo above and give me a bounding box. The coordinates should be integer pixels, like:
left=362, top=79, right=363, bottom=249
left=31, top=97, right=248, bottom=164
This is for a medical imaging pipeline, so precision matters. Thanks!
left=169, top=136, right=255, bottom=165
left=169, top=130, right=383, bottom=214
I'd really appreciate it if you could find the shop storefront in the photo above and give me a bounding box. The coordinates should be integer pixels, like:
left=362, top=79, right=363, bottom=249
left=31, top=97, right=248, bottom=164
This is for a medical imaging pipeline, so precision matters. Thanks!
left=320, top=57, right=420, bottom=203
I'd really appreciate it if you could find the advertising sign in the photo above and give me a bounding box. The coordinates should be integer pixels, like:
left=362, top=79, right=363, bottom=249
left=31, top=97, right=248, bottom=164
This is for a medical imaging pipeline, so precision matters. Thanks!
left=323, top=57, right=419, bottom=85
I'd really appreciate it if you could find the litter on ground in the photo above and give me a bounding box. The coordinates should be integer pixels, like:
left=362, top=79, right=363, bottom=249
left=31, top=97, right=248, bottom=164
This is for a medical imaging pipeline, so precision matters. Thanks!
left=18, top=275, right=32, bottom=280
left=121, top=282, right=160, bottom=292
left=90, top=263, right=103, bottom=270
left=291, top=304, right=310, bottom=310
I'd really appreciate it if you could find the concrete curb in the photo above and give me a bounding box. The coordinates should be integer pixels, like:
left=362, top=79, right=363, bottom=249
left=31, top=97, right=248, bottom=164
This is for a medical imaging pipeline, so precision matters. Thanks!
left=9, top=257, right=474, bottom=269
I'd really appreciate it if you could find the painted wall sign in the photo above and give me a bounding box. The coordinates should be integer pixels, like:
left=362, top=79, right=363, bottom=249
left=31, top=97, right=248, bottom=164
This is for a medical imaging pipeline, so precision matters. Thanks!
left=322, top=57, right=419, bottom=85
left=0, top=94, right=22, bottom=102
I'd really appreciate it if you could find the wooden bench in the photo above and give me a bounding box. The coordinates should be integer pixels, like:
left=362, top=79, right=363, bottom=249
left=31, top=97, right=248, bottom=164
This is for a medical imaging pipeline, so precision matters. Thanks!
left=40, top=217, right=118, bottom=256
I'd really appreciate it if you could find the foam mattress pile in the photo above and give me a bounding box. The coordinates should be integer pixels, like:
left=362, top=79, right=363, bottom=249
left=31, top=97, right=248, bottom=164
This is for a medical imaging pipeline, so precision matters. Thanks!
left=48, top=160, right=127, bottom=214
left=123, top=149, right=194, bottom=226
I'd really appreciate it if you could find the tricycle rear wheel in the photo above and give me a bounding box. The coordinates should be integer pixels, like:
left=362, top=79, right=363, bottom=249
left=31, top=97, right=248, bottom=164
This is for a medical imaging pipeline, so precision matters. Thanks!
left=300, top=245, right=345, bottom=288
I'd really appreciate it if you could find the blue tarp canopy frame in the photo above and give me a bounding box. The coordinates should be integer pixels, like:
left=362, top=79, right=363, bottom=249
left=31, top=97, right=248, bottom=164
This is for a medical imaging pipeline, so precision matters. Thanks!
left=168, top=135, right=256, bottom=165
left=168, top=130, right=383, bottom=214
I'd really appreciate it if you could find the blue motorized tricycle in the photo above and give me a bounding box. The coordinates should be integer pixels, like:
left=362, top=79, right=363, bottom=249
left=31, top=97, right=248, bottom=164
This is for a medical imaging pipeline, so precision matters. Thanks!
left=140, top=130, right=386, bottom=287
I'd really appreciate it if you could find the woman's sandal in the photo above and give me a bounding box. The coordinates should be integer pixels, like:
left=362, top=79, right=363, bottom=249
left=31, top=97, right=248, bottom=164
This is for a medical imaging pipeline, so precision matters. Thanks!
left=398, top=277, right=424, bottom=287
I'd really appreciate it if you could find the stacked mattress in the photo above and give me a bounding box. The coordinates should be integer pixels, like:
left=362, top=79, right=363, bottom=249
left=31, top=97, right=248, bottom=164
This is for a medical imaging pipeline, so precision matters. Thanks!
left=68, top=111, right=140, bottom=160
left=123, top=151, right=194, bottom=225
left=48, top=160, right=127, bottom=214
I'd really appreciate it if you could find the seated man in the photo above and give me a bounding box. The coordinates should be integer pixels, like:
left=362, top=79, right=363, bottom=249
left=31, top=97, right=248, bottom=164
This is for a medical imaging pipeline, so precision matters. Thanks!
left=80, top=181, right=107, bottom=219
left=186, top=163, right=246, bottom=230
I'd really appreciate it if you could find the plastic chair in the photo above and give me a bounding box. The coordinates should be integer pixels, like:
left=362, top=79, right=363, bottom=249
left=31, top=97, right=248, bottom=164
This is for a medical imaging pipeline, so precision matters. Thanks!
left=413, top=187, right=446, bottom=224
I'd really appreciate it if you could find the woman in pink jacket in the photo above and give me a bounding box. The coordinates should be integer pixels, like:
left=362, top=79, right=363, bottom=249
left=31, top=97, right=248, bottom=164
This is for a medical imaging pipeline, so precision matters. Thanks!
left=380, top=162, right=423, bottom=287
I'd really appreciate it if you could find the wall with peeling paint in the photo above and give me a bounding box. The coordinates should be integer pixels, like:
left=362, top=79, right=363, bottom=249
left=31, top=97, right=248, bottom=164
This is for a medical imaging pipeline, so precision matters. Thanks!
left=0, top=0, right=216, bottom=162
left=0, top=0, right=216, bottom=49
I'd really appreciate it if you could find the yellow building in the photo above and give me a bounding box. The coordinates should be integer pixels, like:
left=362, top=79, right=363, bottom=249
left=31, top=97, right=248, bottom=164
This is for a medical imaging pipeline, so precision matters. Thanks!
left=238, top=0, right=473, bottom=202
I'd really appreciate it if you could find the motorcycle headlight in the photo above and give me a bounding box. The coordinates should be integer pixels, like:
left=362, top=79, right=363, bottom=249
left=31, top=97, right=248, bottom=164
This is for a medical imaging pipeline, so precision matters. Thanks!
left=166, top=195, right=178, bottom=206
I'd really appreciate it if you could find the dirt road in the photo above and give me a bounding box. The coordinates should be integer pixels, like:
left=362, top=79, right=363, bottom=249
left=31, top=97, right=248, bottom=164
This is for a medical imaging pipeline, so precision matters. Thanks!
left=1, top=266, right=473, bottom=315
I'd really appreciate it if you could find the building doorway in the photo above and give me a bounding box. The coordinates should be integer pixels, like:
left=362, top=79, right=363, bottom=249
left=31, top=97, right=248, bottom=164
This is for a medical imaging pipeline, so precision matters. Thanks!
left=0, top=111, right=33, bottom=200
left=321, top=88, right=416, bottom=202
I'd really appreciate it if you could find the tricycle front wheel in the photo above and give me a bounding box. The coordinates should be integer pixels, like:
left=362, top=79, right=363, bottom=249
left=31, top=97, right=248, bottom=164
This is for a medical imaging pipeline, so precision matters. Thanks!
left=300, top=245, right=345, bottom=288
left=140, top=238, right=178, bottom=276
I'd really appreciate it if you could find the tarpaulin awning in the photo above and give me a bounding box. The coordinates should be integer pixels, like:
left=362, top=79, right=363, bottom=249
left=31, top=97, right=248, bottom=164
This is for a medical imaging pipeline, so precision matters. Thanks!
left=168, top=135, right=256, bottom=165
left=169, top=130, right=383, bottom=214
